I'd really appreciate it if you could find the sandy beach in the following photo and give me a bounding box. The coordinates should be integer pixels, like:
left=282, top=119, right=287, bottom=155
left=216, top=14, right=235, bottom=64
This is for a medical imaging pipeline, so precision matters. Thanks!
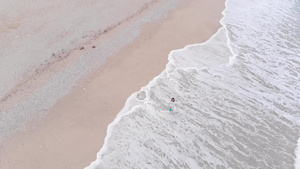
left=0, top=0, right=225, bottom=168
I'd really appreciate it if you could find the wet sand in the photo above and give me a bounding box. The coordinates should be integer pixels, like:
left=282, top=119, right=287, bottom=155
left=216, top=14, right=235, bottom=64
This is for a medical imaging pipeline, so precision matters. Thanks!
left=0, top=0, right=225, bottom=168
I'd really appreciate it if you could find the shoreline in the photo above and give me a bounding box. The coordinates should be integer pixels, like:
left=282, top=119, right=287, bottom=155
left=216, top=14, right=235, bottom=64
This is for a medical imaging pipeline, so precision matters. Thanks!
left=0, top=0, right=225, bottom=168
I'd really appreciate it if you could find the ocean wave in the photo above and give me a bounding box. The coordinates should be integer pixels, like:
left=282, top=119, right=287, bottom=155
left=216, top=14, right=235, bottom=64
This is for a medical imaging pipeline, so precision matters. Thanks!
left=87, top=0, right=300, bottom=168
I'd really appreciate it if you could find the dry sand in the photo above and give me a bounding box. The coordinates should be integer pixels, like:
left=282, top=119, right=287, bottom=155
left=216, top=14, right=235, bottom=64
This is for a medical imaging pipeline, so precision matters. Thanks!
left=0, top=0, right=225, bottom=168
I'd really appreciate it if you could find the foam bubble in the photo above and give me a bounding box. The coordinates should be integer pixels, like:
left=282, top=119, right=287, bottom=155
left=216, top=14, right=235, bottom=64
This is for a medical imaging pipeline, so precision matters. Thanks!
left=295, top=135, right=300, bottom=169
left=86, top=0, right=300, bottom=168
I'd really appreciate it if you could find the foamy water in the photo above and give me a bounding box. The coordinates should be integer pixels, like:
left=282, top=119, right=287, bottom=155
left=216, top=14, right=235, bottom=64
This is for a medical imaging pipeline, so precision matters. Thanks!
left=86, top=0, right=300, bottom=168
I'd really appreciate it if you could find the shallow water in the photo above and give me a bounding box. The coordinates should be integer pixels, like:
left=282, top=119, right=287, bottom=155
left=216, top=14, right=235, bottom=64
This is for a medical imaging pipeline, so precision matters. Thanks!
left=86, top=0, right=300, bottom=168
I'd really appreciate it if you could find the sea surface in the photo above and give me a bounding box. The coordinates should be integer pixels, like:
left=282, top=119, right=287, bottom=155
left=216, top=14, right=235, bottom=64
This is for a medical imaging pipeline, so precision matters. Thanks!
left=86, top=0, right=300, bottom=168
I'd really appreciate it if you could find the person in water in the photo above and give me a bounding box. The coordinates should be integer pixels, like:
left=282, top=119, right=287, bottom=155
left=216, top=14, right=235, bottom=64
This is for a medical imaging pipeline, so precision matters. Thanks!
left=169, top=98, right=175, bottom=113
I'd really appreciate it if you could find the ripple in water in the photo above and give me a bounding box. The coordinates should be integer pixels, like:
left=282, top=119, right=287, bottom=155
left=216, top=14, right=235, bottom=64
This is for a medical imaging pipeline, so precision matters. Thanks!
left=86, top=0, right=300, bottom=168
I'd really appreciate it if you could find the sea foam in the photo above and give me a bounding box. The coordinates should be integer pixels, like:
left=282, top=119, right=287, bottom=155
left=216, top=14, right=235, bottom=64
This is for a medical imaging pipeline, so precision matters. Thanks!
left=86, top=0, right=300, bottom=168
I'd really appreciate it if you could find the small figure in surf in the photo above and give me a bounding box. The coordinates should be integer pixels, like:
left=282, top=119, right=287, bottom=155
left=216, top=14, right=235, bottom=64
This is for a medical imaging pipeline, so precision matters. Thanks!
left=169, top=98, right=175, bottom=114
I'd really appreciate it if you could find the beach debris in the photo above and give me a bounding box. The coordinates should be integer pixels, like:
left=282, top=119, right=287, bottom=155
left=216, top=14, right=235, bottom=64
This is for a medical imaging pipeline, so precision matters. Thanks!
left=92, top=46, right=96, bottom=48
left=80, top=47, right=84, bottom=50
